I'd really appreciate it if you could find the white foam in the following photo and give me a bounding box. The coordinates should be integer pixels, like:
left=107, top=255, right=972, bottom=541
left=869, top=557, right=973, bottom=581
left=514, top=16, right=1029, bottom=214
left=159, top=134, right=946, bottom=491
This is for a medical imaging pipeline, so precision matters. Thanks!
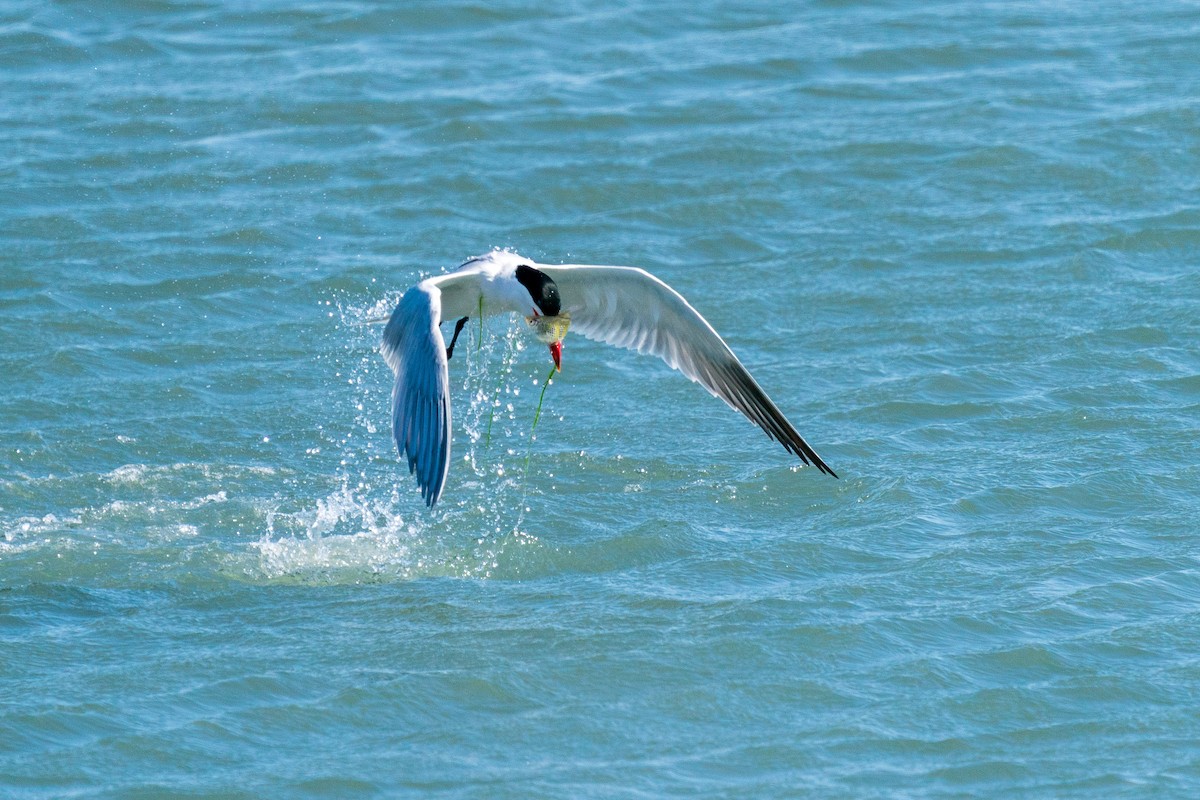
left=245, top=483, right=535, bottom=582
left=103, top=462, right=279, bottom=486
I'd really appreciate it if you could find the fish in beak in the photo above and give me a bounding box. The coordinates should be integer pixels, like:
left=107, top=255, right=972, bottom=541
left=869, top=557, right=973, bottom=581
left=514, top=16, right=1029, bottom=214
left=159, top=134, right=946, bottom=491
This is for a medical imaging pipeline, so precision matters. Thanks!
left=528, top=310, right=570, bottom=373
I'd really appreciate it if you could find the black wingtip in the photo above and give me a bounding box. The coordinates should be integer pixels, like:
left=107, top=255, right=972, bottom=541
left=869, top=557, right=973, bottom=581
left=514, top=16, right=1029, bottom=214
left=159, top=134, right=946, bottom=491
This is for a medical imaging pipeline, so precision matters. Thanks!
left=719, top=361, right=838, bottom=480
left=804, top=444, right=838, bottom=479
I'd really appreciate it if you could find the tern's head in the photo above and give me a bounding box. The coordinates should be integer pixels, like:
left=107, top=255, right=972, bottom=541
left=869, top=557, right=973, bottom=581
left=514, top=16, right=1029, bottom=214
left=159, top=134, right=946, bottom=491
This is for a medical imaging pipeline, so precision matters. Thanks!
left=515, top=264, right=561, bottom=317
left=516, top=264, right=568, bottom=371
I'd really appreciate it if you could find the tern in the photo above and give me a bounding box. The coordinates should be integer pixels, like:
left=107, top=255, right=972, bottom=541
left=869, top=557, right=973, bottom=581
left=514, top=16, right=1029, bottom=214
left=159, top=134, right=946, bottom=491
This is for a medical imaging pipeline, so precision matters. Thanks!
left=381, top=250, right=836, bottom=507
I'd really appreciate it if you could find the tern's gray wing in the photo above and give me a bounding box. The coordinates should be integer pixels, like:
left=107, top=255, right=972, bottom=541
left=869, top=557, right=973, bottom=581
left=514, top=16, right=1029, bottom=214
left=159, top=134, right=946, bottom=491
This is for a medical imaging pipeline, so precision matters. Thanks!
left=538, top=264, right=836, bottom=477
left=380, top=283, right=453, bottom=506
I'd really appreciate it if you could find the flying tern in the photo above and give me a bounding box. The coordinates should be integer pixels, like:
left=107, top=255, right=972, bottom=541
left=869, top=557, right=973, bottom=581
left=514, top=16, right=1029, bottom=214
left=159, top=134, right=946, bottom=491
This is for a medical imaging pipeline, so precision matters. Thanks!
left=381, top=250, right=836, bottom=506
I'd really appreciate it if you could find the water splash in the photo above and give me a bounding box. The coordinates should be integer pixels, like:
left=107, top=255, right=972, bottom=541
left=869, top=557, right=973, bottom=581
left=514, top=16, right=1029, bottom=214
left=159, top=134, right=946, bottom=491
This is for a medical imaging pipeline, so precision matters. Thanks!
left=243, top=292, right=553, bottom=583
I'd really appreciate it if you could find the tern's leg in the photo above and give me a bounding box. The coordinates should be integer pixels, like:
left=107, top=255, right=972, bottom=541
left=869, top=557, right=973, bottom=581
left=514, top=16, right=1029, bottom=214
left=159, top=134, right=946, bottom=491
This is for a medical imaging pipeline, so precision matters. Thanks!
left=445, top=316, right=470, bottom=360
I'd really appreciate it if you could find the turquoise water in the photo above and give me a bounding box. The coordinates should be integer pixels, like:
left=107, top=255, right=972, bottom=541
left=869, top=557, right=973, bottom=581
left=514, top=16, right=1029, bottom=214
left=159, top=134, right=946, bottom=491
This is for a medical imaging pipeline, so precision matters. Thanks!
left=3, top=0, right=1200, bottom=796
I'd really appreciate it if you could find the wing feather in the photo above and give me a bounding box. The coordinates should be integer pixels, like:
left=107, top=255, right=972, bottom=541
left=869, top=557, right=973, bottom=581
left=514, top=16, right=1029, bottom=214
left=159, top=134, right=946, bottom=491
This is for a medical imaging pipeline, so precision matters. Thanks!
left=380, top=284, right=453, bottom=506
left=538, top=264, right=837, bottom=477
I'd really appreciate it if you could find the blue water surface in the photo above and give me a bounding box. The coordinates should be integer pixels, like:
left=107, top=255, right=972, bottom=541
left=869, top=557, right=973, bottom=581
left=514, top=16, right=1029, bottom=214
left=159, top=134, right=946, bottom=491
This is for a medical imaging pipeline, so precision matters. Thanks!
left=2, top=1, right=1199, bottom=797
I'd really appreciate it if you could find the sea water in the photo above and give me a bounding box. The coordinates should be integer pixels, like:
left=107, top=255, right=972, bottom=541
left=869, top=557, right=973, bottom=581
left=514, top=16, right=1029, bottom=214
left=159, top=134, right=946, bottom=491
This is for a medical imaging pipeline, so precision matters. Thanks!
left=2, top=1, right=1199, bottom=797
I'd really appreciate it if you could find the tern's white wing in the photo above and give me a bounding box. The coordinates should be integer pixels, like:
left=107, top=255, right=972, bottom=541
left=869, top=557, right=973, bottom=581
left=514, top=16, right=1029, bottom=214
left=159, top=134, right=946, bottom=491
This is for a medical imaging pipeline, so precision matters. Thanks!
left=538, top=264, right=837, bottom=476
left=380, top=283, right=452, bottom=506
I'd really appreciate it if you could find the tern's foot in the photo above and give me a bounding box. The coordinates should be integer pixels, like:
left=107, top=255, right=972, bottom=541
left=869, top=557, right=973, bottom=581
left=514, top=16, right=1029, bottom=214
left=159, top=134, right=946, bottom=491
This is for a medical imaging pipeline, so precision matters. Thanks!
left=445, top=316, right=470, bottom=360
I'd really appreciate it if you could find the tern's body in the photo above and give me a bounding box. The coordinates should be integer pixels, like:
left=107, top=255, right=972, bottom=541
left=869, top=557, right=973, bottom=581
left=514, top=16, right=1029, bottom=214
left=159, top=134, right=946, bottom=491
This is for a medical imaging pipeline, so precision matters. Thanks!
left=381, top=251, right=836, bottom=507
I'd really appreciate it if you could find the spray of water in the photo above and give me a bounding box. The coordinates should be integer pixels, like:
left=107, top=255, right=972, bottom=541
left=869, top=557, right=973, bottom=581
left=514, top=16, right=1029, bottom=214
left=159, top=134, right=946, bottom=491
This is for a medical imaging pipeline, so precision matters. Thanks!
left=247, top=292, right=552, bottom=582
